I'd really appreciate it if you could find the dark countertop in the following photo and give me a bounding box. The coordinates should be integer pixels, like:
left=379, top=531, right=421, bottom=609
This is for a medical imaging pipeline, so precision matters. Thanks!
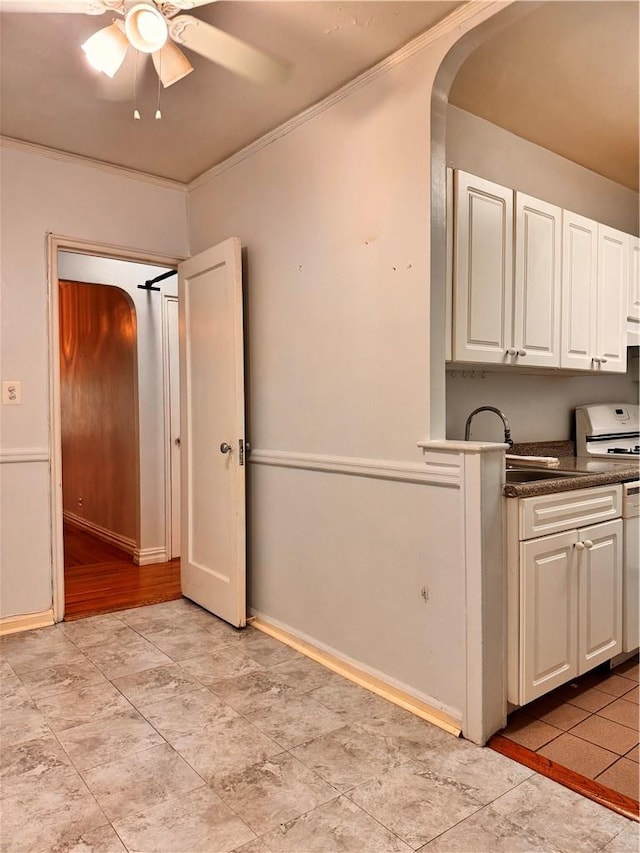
left=503, top=455, right=639, bottom=498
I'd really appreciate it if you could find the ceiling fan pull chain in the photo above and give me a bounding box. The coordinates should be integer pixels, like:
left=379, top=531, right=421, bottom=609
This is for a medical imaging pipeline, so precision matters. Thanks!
left=155, top=52, right=162, bottom=120
left=133, top=50, right=141, bottom=120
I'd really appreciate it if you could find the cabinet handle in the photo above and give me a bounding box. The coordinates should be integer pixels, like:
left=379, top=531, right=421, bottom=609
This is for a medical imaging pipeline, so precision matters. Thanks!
left=575, top=542, right=586, bottom=551
left=592, top=357, right=601, bottom=364
left=584, top=540, right=594, bottom=550
left=506, top=348, right=517, bottom=356
left=600, top=357, right=608, bottom=364
left=518, top=350, right=527, bottom=357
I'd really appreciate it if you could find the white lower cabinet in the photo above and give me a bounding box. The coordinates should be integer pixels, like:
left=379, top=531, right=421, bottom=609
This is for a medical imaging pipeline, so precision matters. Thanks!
left=521, top=529, right=578, bottom=702
left=508, top=486, right=623, bottom=706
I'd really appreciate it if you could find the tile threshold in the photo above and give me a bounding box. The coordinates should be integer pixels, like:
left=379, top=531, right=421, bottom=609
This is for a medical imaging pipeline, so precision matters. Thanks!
left=489, top=733, right=639, bottom=823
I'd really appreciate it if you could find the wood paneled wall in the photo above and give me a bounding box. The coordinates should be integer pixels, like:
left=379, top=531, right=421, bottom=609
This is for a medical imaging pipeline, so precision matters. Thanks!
left=59, top=281, right=139, bottom=545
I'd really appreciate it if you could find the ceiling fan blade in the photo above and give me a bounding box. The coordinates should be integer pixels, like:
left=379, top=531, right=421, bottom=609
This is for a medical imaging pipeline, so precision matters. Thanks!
left=0, top=0, right=113, bottom=12
left=152, top=41, right=193, bottom=87
left=159, top=0, right=216, bottom=19
left=169, top=14, right=290, bottom=85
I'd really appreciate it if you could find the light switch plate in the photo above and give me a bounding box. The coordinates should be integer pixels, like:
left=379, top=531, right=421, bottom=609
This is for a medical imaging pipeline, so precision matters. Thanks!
left=2, top=381, right=22, bottom=405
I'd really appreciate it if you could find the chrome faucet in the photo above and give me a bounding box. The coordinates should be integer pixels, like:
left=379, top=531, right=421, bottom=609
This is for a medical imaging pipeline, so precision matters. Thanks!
left=464, top=406, right=514, bottom=449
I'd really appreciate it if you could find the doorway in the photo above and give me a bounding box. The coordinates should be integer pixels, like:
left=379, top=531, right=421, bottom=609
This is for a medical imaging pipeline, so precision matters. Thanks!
left=49, top=241, right=183, bottom=621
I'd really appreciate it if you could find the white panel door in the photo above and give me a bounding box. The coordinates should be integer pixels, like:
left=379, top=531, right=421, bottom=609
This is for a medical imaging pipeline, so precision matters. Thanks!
left=179, top=238, right=246, bottom=627
left=561, top=211, right=597, bottom=370
left=577, top=519, right=622, bottom=673
left=513, top=193, right=561, bottom=368
left=629, top=236, right=640, bottom=323
left=520, top=530, right=578, bottom=705
left=595, top=226, right=628, bottom=373
left=453, top=171, right=513, bottom=364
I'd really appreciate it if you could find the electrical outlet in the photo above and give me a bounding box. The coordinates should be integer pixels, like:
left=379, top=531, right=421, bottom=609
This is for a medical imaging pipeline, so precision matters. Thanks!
left=2, top=381, right=22, bottom=405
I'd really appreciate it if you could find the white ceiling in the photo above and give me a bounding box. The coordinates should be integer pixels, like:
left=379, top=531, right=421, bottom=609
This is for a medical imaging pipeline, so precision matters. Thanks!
left=0, top=1, right=462, bottom=182
left=0, top=1, right=638, bottom=188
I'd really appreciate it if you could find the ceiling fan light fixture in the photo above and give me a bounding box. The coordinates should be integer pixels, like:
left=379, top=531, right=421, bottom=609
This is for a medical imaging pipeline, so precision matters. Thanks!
left=152, top=41, right=193, bottom=88
left=81, top=22, right=129, bottom=78
left=125, top=3, right=168, bottom=54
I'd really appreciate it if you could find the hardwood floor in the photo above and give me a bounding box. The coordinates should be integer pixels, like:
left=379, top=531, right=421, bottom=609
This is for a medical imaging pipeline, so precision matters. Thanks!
left=63, top=524, right=182, bottom=621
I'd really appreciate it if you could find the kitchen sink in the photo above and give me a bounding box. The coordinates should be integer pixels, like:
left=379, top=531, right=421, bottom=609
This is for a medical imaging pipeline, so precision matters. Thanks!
left=505, top=468, right=586, bottom=483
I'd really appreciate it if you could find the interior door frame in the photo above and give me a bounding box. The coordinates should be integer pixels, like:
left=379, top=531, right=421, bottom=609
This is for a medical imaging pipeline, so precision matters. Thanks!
left=161, top=293, right=180, bottom=560
left=47, top=234, right=184, bottom=622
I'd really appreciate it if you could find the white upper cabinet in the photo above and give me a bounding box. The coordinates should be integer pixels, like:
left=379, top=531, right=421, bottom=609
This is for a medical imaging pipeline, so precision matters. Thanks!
left=561, top=211, right=598, bottom=370
left=451, top=171, right=632, bottom=373
left=560, top=215, right=628, bottom=373
left=513, top=193, right=562, bottom=368
left=628, top=235, right=640, bottom=323
left=453, top=171, right=513, bottom=364
left=595, top=225, right=628, bottom=372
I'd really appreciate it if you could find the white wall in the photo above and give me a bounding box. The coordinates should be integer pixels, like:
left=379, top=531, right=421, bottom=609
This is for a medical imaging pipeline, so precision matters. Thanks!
left=0, top=144, right=187, bottom=618
left=446, top=105, right=639, bottom=236
left=446, top=366, right=639, bottom=443
left=445, top=107, right=640, bottom=442
left=58, top=254, right=177, bottom=561
left=188, top=5, right=503, bottom=725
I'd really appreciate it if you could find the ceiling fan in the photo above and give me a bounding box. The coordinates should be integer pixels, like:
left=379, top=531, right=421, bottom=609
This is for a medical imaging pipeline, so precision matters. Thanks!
left=0, top=0, right=290, bottom=90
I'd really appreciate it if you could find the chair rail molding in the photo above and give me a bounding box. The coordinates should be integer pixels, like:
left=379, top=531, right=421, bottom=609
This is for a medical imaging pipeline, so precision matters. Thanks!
left=0, top=448, right=49, bottom=464
left=249, top=448, right=462, bottom=488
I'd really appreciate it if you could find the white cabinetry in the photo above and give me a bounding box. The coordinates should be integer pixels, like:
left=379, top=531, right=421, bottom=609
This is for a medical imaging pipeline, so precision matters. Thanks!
left=560, top=211, right=597, bottom=370
left=513, top=193, right=562, bottom=368
left=628, top=237, right=640, bottom=344
left=450, top=170, right=631, bottom=373
left=453, top=171, right=513, bottom=364
left=559, top=213, right=629, bottom=373
left=595, top=225, right=629, bottom=372
left=453, top=173, right=561, bottom=367
left=508, top=485, right=623, bottom=706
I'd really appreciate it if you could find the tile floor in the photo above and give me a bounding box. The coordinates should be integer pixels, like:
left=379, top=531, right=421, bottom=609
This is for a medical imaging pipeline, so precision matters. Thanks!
left=497, top=658, right=639, bottom=803
left=1, top=598, right=638, bottom=853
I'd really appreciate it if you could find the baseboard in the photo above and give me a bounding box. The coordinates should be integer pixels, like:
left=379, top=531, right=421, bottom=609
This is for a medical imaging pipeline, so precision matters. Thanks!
left=250, top=613, right=461, bottom=738
left=0, top=608, right=55, bottom=636
left=64, top=511, right=136, bottom=556
left=134, top=547, right=169, bottom=566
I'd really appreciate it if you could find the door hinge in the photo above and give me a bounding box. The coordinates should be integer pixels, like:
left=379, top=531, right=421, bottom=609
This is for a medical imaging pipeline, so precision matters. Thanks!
left=239, top=439, right=244, bottom=466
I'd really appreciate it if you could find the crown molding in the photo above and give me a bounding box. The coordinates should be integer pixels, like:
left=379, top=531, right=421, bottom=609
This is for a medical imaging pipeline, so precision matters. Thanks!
left=0, top=136, right=188, bottom=193
left=188, top=0, right=507, bottom=192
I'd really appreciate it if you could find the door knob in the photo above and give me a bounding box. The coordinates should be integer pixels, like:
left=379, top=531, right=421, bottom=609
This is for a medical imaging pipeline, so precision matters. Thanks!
left=220, top=442, right=232, bottom=454
left=584, top=540, right=594, bottom=550
left=518, top=350, right=527, bottom=357
left=506, top=348, right=517, bottom=356
left=575, top=542, right=586, bottom=551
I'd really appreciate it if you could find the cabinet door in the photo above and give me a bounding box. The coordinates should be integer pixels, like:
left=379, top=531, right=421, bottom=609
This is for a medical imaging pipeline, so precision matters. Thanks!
left=453, top=171, right=513, bottom=364
left=577, top=518, right=623, bottom=673
left=561, top=211, right=597, bottom=370
left=513, top=193, right=561, bottom=367
left=595, top=226, right=628, bottom=373
left=520, top=530, right=578, bottom=705
left=629, top=236, right=640, bottom=323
